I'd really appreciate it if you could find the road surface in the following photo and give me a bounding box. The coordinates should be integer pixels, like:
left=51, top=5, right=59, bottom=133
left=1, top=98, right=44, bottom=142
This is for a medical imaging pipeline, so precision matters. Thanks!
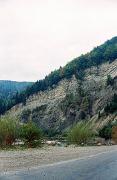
left=0, top=149, right=117, bottom=180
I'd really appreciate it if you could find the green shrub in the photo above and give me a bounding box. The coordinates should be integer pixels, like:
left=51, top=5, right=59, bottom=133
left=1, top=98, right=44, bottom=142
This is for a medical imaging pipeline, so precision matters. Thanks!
left=20, top=122, right=42, bottom=148
left=99, top=124, right=112, bottom=140
left=0, top=115, right=19, bottom=147
left=67, top=122, right=93, bottom=145
left=104, top=94, right=117, bottom=114
left=20, top=109, right=31, bottom=123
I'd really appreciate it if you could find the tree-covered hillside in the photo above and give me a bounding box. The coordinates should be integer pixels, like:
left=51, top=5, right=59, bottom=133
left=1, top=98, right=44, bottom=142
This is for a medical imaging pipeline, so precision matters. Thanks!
left=1, top=36, right=117, bottom=114
left=0, top=81, right=33, bottom=114
left=0, top=80, right=33, bottom=99
left=21, top=36, right=117, bottom=96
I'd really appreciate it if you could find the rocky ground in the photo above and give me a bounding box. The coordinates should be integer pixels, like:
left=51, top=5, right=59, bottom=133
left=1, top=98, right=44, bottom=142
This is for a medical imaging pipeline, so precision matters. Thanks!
left=0, top=145, right=117, bottom=173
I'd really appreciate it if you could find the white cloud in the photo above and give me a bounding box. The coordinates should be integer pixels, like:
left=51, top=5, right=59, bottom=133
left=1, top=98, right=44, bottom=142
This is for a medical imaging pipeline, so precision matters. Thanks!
left=0, top=0, right=116, bottom=81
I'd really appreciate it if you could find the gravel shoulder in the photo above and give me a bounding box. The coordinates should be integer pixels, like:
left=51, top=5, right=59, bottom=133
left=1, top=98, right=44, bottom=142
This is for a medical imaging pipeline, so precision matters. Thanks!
left=0, top=145, right=117, bottom=173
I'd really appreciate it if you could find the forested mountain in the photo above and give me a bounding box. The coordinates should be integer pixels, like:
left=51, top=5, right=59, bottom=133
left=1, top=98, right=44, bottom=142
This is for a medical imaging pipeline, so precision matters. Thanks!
left=0, top=81, right=33, bottom=114
left=1, top=37, right=117, bottom=133
left=5, top=36, right=117, bottom=110
left=20, top=36, right=117, bottom=97
left=2, top=36, right=116, bottom=134
left=24, top=36, right=117, bottom=95
left=0, top=80, right=33, bottom=99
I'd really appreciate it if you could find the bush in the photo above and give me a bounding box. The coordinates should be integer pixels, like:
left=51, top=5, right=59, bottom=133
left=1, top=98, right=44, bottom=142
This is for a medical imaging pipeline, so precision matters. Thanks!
left=0, top=115, right=19, bottom=147
left=20, top=122, right=42, bottom=148
left=104, top=94, right=117, bottom=114
left=67, top=122, right=93, bottom=145
left=99, top=124, right=112, bottom=140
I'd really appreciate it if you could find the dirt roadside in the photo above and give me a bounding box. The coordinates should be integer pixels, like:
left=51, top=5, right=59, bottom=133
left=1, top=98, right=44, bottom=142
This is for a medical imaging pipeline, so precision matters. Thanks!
left=0, top=145, right=117, bottom=172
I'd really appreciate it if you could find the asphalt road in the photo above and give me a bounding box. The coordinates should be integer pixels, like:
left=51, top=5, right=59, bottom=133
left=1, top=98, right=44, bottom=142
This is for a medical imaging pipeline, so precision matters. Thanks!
left=1, top=149, right=117, bottom=180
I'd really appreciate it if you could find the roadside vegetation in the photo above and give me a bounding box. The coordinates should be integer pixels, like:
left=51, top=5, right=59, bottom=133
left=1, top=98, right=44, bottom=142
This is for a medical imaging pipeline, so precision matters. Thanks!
left=0, top=115, right=42, bottom=149
left=20, top=121, right=42, bottom=148
left=67, top=122, right=94, bottom=145
left=0, top=116, right=19, bottom=147
left=0, top=114, right=117, bottom=150
left=99, top=123, right=112, bottom=140
left=67, top=119, right=117, bottom=146
left=99, top=120, right=117, bottom=141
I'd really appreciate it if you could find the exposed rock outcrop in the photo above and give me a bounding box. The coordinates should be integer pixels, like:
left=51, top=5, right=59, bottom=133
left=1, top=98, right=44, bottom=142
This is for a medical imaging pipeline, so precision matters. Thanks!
left=8, top=60, right=117, bottom=132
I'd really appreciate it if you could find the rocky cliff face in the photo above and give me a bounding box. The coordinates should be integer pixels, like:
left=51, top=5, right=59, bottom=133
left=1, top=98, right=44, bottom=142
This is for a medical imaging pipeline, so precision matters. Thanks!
left=9, top=60, right=117, bottom=133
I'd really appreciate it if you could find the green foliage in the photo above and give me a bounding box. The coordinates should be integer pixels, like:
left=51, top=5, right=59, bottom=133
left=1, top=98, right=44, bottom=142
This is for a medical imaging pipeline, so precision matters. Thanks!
left=0, top=98, right=7, bottom=114
left=43, top=129, right=60, bottom=139
left=104, top=94, right=117, bottom=114
left=0, top=116, right=19, bottom=147
left=98, top=111, right=101, bottom=119
left=99, top=124, right=112, bottom=140
left=81, top=96, right=90, bottom=112
left=32, top=105, right=47, bottom=113
left=67, top=122, right=93, bottom=145
left=79, top=111, right=86, bottom=120
left=0, top=115, right=43, bottom=148
left=106, top=75, right=114, bottom=86
left=0, top=80, right=32, bottom=100
left=60, top=93, right=80, bottom=114
left=20, top=109, right=31, bottom=123
left=0, top=81, right=32, bottom=115
left=0, top=80, right=32, bottom=99
left=20, top=122, right=42, bottom=148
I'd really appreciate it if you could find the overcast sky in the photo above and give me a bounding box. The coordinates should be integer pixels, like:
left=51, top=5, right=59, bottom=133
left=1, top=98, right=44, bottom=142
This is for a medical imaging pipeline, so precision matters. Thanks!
left=0, top=0, right=116, bottom=82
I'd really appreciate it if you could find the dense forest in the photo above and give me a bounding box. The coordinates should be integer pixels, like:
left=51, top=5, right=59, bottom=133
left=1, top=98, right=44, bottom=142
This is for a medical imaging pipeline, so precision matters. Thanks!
left=0, top=36, right=117, bottom=115
left=0, top=81, right=33, bottom=114
left=0, top=80, right=33, bottom=99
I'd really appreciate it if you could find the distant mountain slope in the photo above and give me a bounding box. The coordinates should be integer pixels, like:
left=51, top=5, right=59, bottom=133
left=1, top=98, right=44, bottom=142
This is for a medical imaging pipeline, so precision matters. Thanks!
left=0, top=81, right=33, bottom=114
left=0, top=80, right=33, bottom=99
